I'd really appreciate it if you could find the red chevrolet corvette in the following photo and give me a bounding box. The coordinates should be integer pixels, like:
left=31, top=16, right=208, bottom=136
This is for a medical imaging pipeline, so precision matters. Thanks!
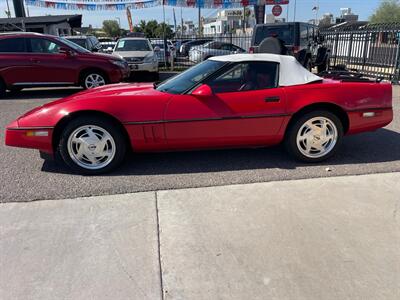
left=5, top=54, right=393, bottom=174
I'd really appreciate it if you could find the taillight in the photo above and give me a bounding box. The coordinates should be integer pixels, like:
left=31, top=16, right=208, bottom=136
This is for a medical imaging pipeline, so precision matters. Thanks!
left=249, top=46, right=254, bottom=53
left=293, top=46, right=300, bottom=54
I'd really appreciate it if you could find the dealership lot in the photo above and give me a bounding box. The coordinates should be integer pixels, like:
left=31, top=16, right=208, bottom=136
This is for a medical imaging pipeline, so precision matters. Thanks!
left=1, top=86, right=399, bottom=203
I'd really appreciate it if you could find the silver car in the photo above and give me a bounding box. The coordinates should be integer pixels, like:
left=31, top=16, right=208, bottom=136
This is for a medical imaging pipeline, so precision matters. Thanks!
left=189, top=41, right=246, bottom=63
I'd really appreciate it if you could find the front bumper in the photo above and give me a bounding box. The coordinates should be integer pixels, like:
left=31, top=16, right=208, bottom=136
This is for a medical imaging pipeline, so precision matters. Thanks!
left=5, top=121, right=54, bottom=154
left=128, top=62, right=158, bottom=73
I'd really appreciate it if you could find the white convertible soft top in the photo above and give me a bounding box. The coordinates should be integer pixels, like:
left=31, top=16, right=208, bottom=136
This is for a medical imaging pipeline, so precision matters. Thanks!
left=210, top=54, right=322, bottom=87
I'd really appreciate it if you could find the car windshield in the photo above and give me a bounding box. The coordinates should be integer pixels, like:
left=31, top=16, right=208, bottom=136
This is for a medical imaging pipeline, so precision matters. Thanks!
left=115, top=39, right=151, bottom=51
left=56, top=37, right=90, bottom=53
left=254, top=25, right=295, bottom=45
left=156, top=60, right=226, bottom=94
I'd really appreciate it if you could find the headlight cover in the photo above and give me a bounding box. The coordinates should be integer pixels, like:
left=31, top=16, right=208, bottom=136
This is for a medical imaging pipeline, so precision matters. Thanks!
left=110, top=59, right=126, bottom=68
left=144, top=54, right=156, bottom=63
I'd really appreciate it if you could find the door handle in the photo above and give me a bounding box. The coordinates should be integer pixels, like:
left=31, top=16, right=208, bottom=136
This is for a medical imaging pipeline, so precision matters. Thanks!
left=30, top=58, right=40, bottom=63
left=265, top=96, right=280, bottom=103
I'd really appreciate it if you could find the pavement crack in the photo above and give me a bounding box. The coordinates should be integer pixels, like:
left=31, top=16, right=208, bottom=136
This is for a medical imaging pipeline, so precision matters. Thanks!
left=155, top=191, right=165, bottom=300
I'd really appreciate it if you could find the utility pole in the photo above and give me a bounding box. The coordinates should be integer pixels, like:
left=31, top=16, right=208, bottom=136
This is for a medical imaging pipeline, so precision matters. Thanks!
left=293, top=0, right=297, bottom=22
left=6, top=0, right=11, bottom=18
left=12, top=0, right=26, bottom=18
left=198, top=3, right=201, bottom=36
left=242, top=6, right=246, bottom=33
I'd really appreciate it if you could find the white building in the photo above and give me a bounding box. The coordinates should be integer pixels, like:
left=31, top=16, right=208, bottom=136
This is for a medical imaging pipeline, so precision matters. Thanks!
left=203, top=9, right=255, bottom=35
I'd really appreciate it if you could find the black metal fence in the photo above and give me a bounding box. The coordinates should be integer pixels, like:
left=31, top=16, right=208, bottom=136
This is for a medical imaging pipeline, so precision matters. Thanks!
left=320, top=23, right=400, bottom=81
left=155, top=23, right=400, bottom=82
left=153, top=33, right=252, bottom=71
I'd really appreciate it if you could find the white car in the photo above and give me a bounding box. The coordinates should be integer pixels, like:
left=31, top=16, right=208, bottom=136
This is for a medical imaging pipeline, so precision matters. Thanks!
left=113, top=37, right=159, bottom=79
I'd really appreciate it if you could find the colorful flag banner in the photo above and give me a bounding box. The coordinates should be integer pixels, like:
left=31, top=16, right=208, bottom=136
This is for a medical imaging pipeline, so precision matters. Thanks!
left=25, top=0, right=287, bottom=11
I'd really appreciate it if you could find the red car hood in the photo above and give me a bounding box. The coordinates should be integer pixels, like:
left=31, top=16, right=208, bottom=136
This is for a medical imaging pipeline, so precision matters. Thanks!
left=15, top=82, right=171, bottom=127
left=41, top=82, right=156, bottom=107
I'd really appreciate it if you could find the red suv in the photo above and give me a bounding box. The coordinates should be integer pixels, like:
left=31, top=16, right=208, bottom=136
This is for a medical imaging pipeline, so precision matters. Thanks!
left=0, top=32, right=130, bottom=97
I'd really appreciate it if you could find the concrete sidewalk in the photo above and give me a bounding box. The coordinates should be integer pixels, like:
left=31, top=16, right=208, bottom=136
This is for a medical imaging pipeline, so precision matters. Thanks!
left=1, top=173, right=399, bottom=300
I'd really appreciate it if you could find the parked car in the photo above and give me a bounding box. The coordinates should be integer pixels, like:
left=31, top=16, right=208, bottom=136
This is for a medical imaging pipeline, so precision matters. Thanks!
left=189, top=41, right=245, bottom=63
left=250, top=22, right=329, bottom=72
left=99, top=37, right=116, bottom=53
left=0, top=32, right=129, bottom=96
left=179, top=39, right=213, bottom=56
left=5, top=54, right=393, bottom=174
left=64, top=35, right=102, bottom=52
left=150, top=40, right=173, bottom=65
left=172, top=39, right=191, bottom=56
left=113, top=37, right=159, bottom=79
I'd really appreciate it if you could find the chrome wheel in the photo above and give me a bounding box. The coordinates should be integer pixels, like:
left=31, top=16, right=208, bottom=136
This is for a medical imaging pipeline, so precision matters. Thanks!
left=296, top=117, right=338, bottom=159
left=84, top=73, right=106, bottom=89
left=67, top=125, right=116, bottom=170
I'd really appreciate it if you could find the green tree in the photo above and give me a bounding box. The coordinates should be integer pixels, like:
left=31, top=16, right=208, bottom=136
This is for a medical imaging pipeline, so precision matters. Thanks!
left=102, top=20, right=121, bottom=37
left=370, top=0, right=400, bottom=23
left=132, top=20, right=174, bottom=38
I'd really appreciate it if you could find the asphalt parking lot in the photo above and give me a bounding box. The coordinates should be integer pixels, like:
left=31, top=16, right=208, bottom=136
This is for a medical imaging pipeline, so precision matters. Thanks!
left=1, top=85, right=399, bottom=203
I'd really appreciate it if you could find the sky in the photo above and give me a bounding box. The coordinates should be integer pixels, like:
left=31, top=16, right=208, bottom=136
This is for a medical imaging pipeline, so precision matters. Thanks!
left=0, top=0, right=382, bottom=29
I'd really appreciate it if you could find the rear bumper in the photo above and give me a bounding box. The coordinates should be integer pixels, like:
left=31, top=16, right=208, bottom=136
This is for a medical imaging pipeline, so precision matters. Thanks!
left=5, top=123, right=54, bottom=154
left=347, top=107, right=393, bottom=135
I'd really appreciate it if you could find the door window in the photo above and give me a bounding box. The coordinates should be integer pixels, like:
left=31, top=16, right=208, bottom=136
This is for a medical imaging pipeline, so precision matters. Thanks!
left=300, top=24, right=309, bottom=46
left=0, top=38, right=26, bottom=52
left=207, top=62, right=278, bottom=93
left=29, top=38, right=60, bottom=53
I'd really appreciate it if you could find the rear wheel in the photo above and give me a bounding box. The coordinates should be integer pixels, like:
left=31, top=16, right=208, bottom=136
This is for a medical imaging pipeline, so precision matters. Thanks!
left=58, top=116, right=126, bottom=174
left=81, top=71, right=107, bottom=89
left=317, top=58, right=330, bottom=73
left=285, top=111, right=343, bottom=162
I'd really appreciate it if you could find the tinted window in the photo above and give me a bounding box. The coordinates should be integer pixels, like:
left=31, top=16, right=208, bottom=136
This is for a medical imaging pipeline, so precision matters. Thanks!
left=207, top=62, right=278, bottom=93
left=300, top=24, right=308, bottom=46
left=115, top=39, right=151, bottom=51
left=156, top=60, right=225, bottom=94
left=0, top=38, right=26, bottom=52
left=56, top=37, right=90, bottom=53
left=254, top=25, right=295, bottom=45
left=67, top=38, right=87, bottom=48
left=30, top=38, right=60, bottom=53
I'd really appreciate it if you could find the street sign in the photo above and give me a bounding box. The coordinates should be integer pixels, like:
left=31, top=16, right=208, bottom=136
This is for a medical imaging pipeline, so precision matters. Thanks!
left=266, top=0, right=289, bottom=5
left=272, top=5, right=282, bottom=17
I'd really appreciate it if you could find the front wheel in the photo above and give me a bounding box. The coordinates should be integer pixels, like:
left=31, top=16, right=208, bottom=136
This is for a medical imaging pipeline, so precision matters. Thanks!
left=285, top=111, right=343, bottom=162
left=81, top=71, right=107, bottom=89
left=58, top=116, right=127, bottom=174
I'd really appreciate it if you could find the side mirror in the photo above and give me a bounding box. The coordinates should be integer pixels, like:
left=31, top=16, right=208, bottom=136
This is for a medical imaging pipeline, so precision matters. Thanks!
left=92, top=47, right=99, bottom=52
left=59, top=47, right=73, bottom=56
left=154, top=46, right=161, bottom=52
left=191, top=84, right=213, bottom=97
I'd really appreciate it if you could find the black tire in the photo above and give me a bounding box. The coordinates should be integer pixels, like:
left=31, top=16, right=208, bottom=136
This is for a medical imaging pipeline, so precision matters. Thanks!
left=0, top=80, right=6, bottom=98
left=303, top=57, right=312, bottom=71
left=317, top=58, right=329, bottom=73
left=285, top=110, right=343, bottom=163
left=80, top=70, right=108, bottom=90
left=58, top=116, right=127, bottom=175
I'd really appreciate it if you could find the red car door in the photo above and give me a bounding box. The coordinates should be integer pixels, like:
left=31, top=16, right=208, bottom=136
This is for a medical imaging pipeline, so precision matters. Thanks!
left=0, top=37, right=33, bottom=86
left=27, top=37, right=77, bottom=84
left=164, top=61, right=287, bottom=149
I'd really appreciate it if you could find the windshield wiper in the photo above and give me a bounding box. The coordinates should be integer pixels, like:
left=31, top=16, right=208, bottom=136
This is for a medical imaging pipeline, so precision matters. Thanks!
left=153, top=81, right=161, bottom=89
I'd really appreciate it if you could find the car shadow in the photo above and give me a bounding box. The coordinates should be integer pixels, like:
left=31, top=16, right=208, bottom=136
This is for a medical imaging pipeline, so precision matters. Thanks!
left=41, top=128, right=400, bottom=176
left=3, top=88, right=83, bottom=100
